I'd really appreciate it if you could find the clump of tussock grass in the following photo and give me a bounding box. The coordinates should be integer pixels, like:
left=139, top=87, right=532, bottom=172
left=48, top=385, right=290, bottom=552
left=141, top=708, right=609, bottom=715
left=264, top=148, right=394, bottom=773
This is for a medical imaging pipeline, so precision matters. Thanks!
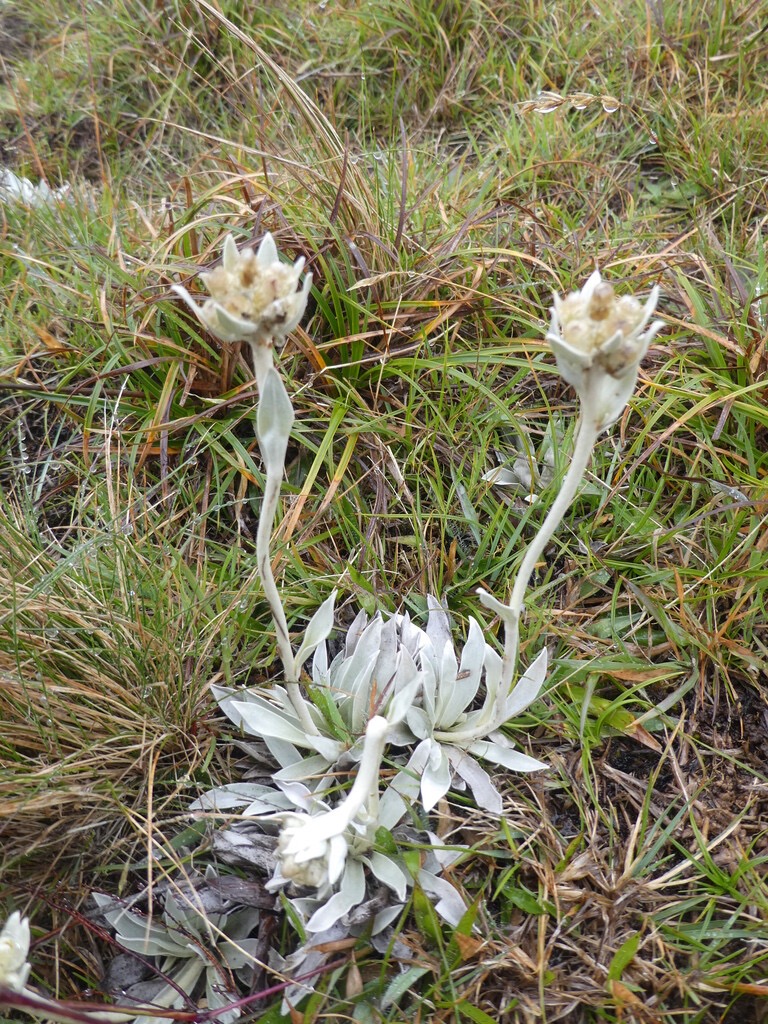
left=0, top=493, right=224, bottom=872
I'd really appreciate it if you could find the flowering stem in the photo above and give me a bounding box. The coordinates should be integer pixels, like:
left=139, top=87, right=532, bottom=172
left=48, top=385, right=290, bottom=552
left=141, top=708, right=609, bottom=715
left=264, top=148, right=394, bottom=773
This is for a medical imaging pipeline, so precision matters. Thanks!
left=338, top=715, right=389, bottom=823
left=250, top=342, right=320, bottom=737
left=496, top=413, right=601, bottom=717
left=301, top=716, right=390, bottom=842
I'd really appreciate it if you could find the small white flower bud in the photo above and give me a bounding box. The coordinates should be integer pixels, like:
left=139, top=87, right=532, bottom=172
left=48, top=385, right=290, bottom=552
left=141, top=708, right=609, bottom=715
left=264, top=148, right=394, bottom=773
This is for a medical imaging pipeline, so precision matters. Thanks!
left=0, top=912, right=31, bottom=992
left=560, top=318, right=592, bottom=353
left=276, top=814, right=339, bottom=888
left=586, top=280, right=615, bottom=321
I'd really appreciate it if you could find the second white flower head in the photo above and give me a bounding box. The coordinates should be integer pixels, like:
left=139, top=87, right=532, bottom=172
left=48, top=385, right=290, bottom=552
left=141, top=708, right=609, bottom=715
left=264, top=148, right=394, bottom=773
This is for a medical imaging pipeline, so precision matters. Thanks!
left=547, top=270, right=662, bottom=431
left=271, top=716, right=390, bottom=892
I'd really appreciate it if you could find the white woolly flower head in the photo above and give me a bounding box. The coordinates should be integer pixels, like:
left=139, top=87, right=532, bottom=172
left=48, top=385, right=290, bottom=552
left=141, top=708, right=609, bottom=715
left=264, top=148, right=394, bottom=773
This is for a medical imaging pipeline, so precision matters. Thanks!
left=270, top=715, right=390, bottom=892
left=547, top=270, right=663, bottom=431
left=275, top=811, right=351, bottom=889
left=267, top=788, right=412, bottom=935
left=173, top=232, right=312, bottom=346
left=0, top=912, right=31, bottom=992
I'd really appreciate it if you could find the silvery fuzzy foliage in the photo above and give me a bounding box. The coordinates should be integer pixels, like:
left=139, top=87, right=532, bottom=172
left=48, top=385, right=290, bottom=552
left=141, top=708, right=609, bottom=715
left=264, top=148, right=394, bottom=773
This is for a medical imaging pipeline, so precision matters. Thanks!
left=0, top=169, right=71, bottom=207
left=391, top=598, right=548, bottom=815
left=191, top=769, right=433, bottom=937
left=192, top=592, right=546, bottom=994
left=309, top=606, right=426, bottom=740
left=192, top=725, right=470, bottom=938
left=208, top=597, right=547, bottom=815
left=93, top=876, right=260, bottom=1024
left=263, top=831, right=467, bottom=1012
left=269, top=837, right=466, bottom=1013
left=210, top=603, right=425, bottom=786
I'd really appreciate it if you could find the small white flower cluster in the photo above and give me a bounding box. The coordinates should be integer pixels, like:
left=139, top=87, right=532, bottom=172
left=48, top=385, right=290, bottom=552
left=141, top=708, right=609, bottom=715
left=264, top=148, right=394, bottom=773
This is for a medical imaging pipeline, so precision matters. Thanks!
left=276, top=811, right=343, bottom=888
left=172, top=233, right=312, bottom=348
left=555, top=275, right=650, bottom=353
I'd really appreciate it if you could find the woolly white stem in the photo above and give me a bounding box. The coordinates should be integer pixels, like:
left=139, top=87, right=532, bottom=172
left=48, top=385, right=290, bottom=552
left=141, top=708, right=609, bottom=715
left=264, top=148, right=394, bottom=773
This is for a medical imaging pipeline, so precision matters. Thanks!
left=494, top=413, right=601, bottom=724
left=249, top=340, right=320, bottom=737
left=337, top=715, right=389, bottom=824
left=297, top=716, right=389, bottom=843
